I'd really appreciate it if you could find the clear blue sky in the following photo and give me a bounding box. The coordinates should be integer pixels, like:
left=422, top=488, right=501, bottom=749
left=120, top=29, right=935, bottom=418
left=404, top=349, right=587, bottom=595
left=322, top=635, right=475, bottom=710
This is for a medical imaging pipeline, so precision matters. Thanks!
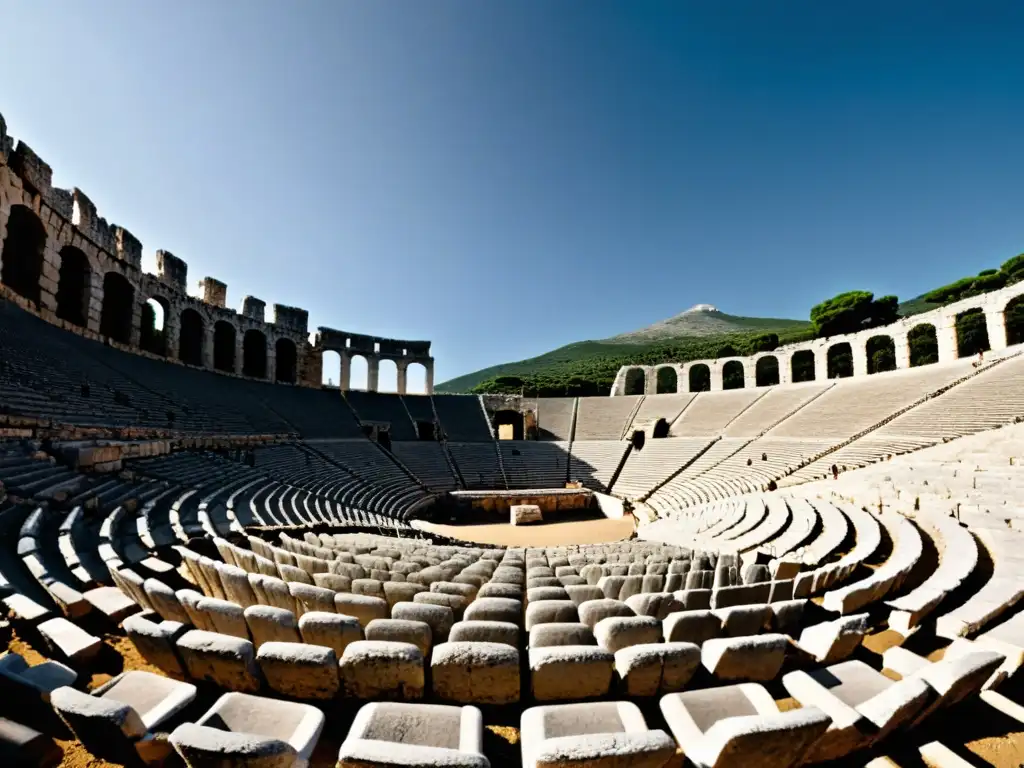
left=3, top=2, right=1023, bottom=389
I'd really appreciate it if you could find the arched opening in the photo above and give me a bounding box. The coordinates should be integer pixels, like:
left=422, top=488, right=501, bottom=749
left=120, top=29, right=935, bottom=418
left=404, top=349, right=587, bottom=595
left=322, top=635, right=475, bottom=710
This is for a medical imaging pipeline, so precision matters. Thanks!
left=624, top=368, right=645, bottom=396
left=322, top=350, right=341, bottom=387
left=722, top=360, right=745, bottom=390
left=141, top=296, right=169, bottom=356
left=755, top=356, right=779, bottom=387
left=866, top=335, right=896, bottom=374
left=275, top=338, right=297, bottom=383
left=378, top=359, right=398, bottom=393
left=908, top=324, right=938, bottom=367
left=655, top=367, right=677, bottom=394
left=179, top=309, right=204, bottom=366
left=791, top=350, right=815, bottom=382
left=243, top=329, right=267, bottom=378
left=827, top=342, right=853, bottom=379
left=688, top=364, right=711, bottom=392
left=1004, top=295, right=1024, bottom=347
left=0, top=205, right=46, bottom=304
left=651, top=418, right=670, bottom=439
left=955, top=308, right=990, bottom=358
left=349, top=354, right=368, bottom=390
left=630, top=429, right=646, bottom=451
left=55, top=246, right=90, bottom=326
left=406, top=362, right=428, bottom=394
left=494, top=409, right=524, bottom=440
left=213, top=321, right=236, bottom=372
left=99, top=272, right=134, bottom=343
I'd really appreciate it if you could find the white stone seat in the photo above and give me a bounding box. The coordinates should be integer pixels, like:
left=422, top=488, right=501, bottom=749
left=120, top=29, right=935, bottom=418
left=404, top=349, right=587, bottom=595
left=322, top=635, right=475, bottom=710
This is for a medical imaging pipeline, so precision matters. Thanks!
left=525, top=600, right=579, bottom=631
left=0, top=652, right=76, bottom=702
left=782, top=659, right=933, bottom=762
left=615, top=642, right=700, bottom=697
left=243, top=604, right=301, bottom=647
left=170, top=691, right=325, bottom=768
left=256, top=641, right=339, bottom=700
left=529, top=622, right=595, bottom=649
left=594, top=615, right=661, bottom=653
left=529, top=645, right=614, bottom=702
left=299, top=611, right=364, bottom=658
left=663, top=610, right=721, bottom=646
left=337, top=702, right=488, bottom=768
left=659, top=683, right=831, bottom=768
left=701, top=634, right=789, bottom=681
left=122, top=614, right=190, bottom=680
left=431, top=642, right=520, bottom=705
left=392, top=602, right=454, bottom=643
left=796, top=613, right=869, bottom=664
left=196, top=596, right=249, bottom=640
left=577, top=598, right=634, bottom=630
left=51, top=671, right=196, bottom=764
left=449, top=620, right=520, bottom=647
left=335, top=593, right=389, bottom=627
left=463, top=597, right=522, bottom=626
left=289, top=582, right=338, bottom=615
left=477, top=582, right=522, bottom=600
left=712, top=605, right=772, bottom=638
left=521, top=701, right=676, bottom=768
left=36, top=617, right=102, bottom=665
left=176, top=629, right=261, bottom=692
left=366, top=619, right=433, bottom=656
left=339, top=641, right=425, bottom=700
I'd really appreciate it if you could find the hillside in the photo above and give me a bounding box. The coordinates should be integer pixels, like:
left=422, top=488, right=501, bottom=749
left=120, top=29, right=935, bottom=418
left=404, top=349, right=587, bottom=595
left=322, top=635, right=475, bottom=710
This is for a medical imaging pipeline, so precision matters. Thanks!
left=437, top=305, right=813, bottom=394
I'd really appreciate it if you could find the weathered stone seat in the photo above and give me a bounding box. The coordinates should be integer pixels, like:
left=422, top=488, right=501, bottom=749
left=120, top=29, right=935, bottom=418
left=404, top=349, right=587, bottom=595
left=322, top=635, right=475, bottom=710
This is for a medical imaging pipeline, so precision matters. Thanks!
left=529, top=622, right=596, bottom=649
left=431, top=642, right=520, bottom=705
left=256, top=641, right=339, bottom=700
left=170, top=691, right=325, bottom=768
left=712, top=604, right=771, bottom=637
left=335, top=593, right=389, bottom=627
left=0, top=652, right=76, bottom=702
left=782, top=659, right=933, bottom=762
left=796, top=613, right=869, bottom=664
left=36, top=617, right=102, bottom=665
left=196, top=596, right=249, bottom=639
left=594, top=615, right=661, bottom=653
left=615, top=642, right=700, bottom=697
left=529, top=645, right=614, bottom=701
left=243, top=604, right=301, bottom=647
left=578, top=598, right=634, bottom=630
left=463, top=597, right=522, bottom=626
left=701, top=634, right=789, bottom=681
left=337, top=702, right=488, bottom=768
left=525, top=600, right=579, bottom=631
left=289, top=582, right=338, bottom=615
left=122, top=614, right=190, bottom=679
left=339, top=641, right=425, bottom=700
left=521, top=701, right=676, bottom=768
left=660, top=683, right=831, bottom=768
left=299, top=610, right=364, bottom=658
left=177, top=629, right=261, bottom=692
left=392, top=602, right=454, bottom=643
left=477, top=582, right=522, bottom=600
left=143, top=578, right=189, bottom=624
left=51, top=671, right=196, bottom=764
left=663, top=609, right=721, bottom=646
left=366, top=618, right=433, bottom=656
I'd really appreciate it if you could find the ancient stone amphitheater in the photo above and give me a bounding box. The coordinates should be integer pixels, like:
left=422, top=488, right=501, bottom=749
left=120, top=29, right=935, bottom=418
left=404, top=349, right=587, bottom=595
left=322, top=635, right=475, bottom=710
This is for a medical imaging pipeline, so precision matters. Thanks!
left=1, top=111, right=1024, bottom=768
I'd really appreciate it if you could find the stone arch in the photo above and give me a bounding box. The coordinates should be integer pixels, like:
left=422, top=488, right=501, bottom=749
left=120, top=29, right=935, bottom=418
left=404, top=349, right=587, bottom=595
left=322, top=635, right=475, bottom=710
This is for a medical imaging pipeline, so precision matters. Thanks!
left=688, top=364, right=711, bottom=392
left=321, top=349, right=341, bottom=387
left=827, top=342, right=853, bottom=379
left=349, top=354, right=369, bottom=390
left=908, top=324, right=938, bottom=367
left=790, top=350, right=815, bottom=382
left=179, top=308, right=204, bottom=366
left=755, top=356, right=780, bottom=387
left=141, top=296, right=170, bottom=356
left=378, top=359, right=398, bottom=393
left=1, top=205, right=46, bottom=304
left=55, top=245, right=91, bottom=327
left=99, top=272, right=134, bottom=343
left=955, top=307, right=990, bottom=358
left=651, top=418, right=670, bottom=439
left=275, top=338, right=298, bottom=383
left=406, top=361, right=428, bottom=394
left=1004, top=294, right=1024, bottom=347
left=722, top=360, right=745, bottom=390
left=656, top=366, right=678, bottom=394
left=213, top=320, right=237, bottom=373
left=243, top=329, right=268, bottom=378
left=494, top=409, right=524, bottom=440
left=866, top=334, right=896, bottom=374
left=624, top=368, right=645, bottom=396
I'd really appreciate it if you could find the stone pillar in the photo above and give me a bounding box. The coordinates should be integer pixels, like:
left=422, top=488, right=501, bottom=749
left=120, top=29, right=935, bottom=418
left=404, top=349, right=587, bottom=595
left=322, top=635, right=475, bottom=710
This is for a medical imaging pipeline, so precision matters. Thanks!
left=38, top=241, right=60, bottom=318
left=986, top=309, right=1007, bottom=351
left=937, top=317, right=959, bottom=362
left=852, top=341, right=869, bottom=377
left=425, top=361, right=434, bottom=395
left=201, top=325, right=215, bottom=369
left=233, top=330, right=244, bottom=375
left=367, top=357, right=380, bottom=392
left=675, top=365, right=686, bottom=393
left=814, top=349, right=829, bottom=382
left=396, top=361, right=409, bottom=395
left=892, top=333, right=910, bottom=369
left=709, top=361, right=723, bottom=391
left=163, top=311, right=180, bottom=361
left=339, top=353, right=351, bottom=391
left=266, top=339, right=277, bottom=382
left=743, top=365, right=757, bottom=390
left=85, top=270, right=104, bottom=334
left=776, top=353, right=792, bottom=385
left=645, top=367, right=658, bottom=395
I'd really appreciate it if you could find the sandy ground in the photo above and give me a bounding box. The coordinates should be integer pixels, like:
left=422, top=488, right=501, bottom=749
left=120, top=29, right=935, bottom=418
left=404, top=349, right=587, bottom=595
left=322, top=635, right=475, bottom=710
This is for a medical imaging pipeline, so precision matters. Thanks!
left=415, top=513, right=635, bottom=546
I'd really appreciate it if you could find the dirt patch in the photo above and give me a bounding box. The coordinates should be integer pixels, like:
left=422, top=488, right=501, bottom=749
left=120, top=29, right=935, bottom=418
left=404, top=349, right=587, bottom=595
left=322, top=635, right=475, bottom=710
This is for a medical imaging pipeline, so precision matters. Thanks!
left=415, top=515, right=634, bottom=546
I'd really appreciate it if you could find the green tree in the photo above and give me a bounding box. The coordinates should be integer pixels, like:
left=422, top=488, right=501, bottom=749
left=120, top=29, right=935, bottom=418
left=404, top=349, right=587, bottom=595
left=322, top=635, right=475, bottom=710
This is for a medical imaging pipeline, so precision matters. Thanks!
left=747, top=333, right=779, bottom=354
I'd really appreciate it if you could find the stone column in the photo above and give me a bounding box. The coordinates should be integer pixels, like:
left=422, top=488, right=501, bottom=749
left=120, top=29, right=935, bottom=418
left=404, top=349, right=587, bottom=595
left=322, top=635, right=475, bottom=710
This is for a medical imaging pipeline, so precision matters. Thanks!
left=396, top=361, right=409, bottom=395
left=38, top=241, right=60, bottom=318
left=892, top=333, right=910, bottom=369
left=743, top=363, right=757, bottom=390
left=675, top=364, right=686, bottom=393
left=937, top=317, right=959, bottom=362
left=85, top=271, right=104, bottom=334
left=776, top=353, right=792, bottom=385
left=986, top=309, right=1007, bottom=351
left=852, top=341, right=869, bottom=377
left=233, top=330, right=245, bottom=375
left=814, top=349, right=829, bottom=382
left=163, top=312, right=180, bottom=361
left=645, top=367, right=658, bottom=395
left=266, top=339, right=277, bottom=382
left=367, top=357, right=380, bottom=392
left=339, top=353, right=351, bottom=391
left=129, top=297, right=143, bottom=348
left=709, top=361, right=723, bottom=391
left=201, top=325, right=215, bottom=369
left=425, top=361, right=434, bottom=395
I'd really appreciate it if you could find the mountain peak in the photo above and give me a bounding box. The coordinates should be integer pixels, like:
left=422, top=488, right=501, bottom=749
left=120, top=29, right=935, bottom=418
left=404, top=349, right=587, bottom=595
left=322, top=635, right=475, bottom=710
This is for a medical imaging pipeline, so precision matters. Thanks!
left=684, top=303, right=719, bottom=313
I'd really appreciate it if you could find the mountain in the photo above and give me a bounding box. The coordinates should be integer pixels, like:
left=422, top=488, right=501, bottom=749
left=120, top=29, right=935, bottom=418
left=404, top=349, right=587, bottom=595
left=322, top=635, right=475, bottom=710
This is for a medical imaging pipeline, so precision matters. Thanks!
left=437, top=305, right=812, bottom=393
